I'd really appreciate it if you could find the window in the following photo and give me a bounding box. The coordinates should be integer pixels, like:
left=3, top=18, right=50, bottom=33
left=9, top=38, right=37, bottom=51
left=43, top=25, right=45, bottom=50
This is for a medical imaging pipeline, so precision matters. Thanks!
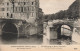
left=16, top=7, right=17, bottom=11
left=32, top=7, right=34, bottom=11
left=7, top=8, right=9, bottom=11
left=24, top=7, right=27, bottom=12
left=11, top=14, right=13, bottom=18
left=7, top=3, right=9, bottom=5
left=21, top=7, right=23, bottom=12
left=31, top=12, right=34, bottom=17
left=18, top=3, right=20, bottom=5
left=7, top=13, right=9, bottom=16
left=19, top=7, right=21, bottom=12
left=2, top=8, right=5, bottom=11
left=32, top=2, right=34, bottom=5
left=2, top=3, right=4, bottom=5
left=28, top=7, right=29, bottom=11
left=24, top=2, right=26, bottom=5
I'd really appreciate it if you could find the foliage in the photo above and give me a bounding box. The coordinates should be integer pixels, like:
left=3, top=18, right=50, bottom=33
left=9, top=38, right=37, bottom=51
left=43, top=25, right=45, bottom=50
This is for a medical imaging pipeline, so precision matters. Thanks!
left=43, top=0, right=79, bottom=21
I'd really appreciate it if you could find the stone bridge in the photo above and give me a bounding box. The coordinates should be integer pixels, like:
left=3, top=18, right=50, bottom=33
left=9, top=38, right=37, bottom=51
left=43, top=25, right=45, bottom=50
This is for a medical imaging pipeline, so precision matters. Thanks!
left=0, top=17, right=41, bottom=40
left=43, top=19, right=80, bottom=44
left=0, top=18, right=28, bottom=39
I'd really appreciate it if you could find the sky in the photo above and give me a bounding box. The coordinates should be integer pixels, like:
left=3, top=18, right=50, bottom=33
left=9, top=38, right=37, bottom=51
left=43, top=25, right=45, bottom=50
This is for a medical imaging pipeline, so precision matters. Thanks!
left=40, top=0, right=75, bottom=14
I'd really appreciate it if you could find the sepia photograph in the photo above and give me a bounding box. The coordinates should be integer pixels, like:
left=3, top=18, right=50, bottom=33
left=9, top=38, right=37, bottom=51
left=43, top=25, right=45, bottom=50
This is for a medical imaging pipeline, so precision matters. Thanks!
left=0, top=0, right=80, bottom=46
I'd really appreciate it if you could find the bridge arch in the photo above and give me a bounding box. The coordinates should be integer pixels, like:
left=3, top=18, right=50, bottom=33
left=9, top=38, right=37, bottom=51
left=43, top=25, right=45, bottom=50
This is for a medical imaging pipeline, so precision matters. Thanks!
left=53, top=23, right=74, bottom=40
left=2, top=23, right=18, bottom=40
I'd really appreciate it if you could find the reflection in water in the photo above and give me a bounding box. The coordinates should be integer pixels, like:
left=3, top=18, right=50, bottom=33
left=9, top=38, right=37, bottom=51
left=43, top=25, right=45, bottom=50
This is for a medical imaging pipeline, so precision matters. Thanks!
left=1, top=33, right=17, bottom=44
left=1, top=34, right=17, bottom=44
left=1, top=38, right=17, bottom=44
left=2, top=33, right=17, bottom=40
left=0, top=34, right=43, bottom=45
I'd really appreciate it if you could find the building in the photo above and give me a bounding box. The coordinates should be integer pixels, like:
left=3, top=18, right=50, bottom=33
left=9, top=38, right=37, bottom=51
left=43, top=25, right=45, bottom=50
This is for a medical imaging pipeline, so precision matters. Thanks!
left=0, top=0, right=39, bottom=23
left=0, top=0, right=43, bottom=37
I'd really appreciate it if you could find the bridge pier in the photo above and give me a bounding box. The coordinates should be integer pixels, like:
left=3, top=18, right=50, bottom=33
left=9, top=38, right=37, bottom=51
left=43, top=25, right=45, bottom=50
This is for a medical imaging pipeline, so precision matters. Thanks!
left=43, top=25, right=50, bottom=45
left=17, top=27, right=20, bottom=38
left=0, top=23, right=5, bottom=36
left=71, top=19, right=80, bottom=44
left=0, top=24, right=2, bottom=36
left=43, top=22, right=55, bottom=45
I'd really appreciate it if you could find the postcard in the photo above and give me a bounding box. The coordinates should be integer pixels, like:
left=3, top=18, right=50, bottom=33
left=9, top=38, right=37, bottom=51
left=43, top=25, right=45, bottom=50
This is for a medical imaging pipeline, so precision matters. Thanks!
left=0, top=0, right=80, bottom=51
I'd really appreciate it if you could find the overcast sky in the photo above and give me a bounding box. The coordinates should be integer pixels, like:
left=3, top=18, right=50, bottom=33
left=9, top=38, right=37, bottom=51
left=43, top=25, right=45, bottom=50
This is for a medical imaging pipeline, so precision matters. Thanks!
left=40, top=0, right=75, bottom=14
